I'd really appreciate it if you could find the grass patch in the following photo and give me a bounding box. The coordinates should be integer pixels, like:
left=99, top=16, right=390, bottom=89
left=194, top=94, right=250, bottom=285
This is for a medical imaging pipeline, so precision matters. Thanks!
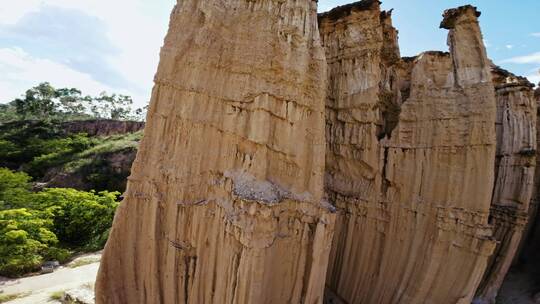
left=49, top=290, right=64, bottom=301
left=0, top=292, right=30, bottom=303
left=68, top=257, right=101, bottom=268
left=75, top=131, right=142, bottom=158
left=63, top=131, right=142, bottom=173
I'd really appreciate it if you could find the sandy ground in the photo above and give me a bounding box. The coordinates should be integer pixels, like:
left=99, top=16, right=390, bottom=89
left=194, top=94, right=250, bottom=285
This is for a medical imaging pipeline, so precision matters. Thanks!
left=0, top=253, right=101, bottom=304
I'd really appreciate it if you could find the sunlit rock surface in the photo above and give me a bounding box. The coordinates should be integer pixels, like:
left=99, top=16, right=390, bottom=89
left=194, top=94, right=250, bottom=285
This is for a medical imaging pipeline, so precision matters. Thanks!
left=320, top=3, right=498, bottom=303
left=96, top=0, right=335, bottom=303
left=95, top=1, right=539, bottom=303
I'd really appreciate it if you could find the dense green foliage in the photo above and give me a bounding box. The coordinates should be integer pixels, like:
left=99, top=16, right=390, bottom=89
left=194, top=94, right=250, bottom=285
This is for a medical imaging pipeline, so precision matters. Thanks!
left=0, top=120, right=141, bottom=193
left=0, top=169, right=119, bottom=277
left=0, top=103, right=18, bottom=124
left=0, top=120, right=95, bottom=176
left=0, top=83, right=143, bottom=277
left=0, top=208, right=68, bottom=276
left=0, top=168, right=32, bottom=210
left=33, top=188, right=119, bottom=249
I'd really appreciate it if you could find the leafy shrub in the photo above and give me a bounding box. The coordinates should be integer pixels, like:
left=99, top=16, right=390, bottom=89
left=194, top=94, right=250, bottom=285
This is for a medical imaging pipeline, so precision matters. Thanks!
left=25, top=134, right=96, bottom=178
left=0, top=168, right=120, bottom=276
left=0, top=168, right=32, bottom=210
left=0, top=208, right=68, bottom=277
left=0, top=140, right=18, bottom=161
left=33, top=188, right=120, bottom=249
left=0, top=120, right=97, bottom=178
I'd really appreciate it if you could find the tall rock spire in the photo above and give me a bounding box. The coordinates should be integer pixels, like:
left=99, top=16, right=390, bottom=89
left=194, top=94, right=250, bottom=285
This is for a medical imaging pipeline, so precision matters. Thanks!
left=95, top=1, right=538, bottom=303
left=95, top=0, right=335, bottom=303
left=320, top=4, right=497, bottom=303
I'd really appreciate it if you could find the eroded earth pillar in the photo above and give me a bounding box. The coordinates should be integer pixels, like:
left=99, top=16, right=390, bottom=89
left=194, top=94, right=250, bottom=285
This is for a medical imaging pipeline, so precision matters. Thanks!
left=96, top=1, right=335, bottom=303
left=320, top=3, right=497, bottom=303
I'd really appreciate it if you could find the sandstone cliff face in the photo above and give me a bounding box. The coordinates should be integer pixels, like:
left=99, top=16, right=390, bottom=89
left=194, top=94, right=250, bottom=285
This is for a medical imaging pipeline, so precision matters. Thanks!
left=474, top=69, right=537, bottom=303
left=96, top=0, right=335, bottom=303
left=496, top=86, right=540, bottom=304
left=528, top=88, right=540, bottom=246
left=320, top=3, right=497, bottom=303
left=519, top=87, right=540, bottom=258
left=96, top=1, right=539, bottom=303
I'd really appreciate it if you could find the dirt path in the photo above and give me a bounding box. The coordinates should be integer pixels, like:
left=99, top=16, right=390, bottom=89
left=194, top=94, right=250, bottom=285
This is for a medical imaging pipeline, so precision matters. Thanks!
left=0, top=254, right=100, bottom=303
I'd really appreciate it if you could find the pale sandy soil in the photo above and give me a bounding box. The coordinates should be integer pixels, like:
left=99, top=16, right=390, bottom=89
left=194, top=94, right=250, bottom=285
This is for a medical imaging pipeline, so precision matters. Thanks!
left=0, top=253, right=101, bottom=304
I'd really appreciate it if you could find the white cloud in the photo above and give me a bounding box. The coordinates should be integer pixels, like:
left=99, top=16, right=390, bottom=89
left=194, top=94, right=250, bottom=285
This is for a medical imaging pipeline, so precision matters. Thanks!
left=503, top=52, right=540, bottom=65
left=0, top=1, right=41, bottom=24
left=526, top=69, right=540, bottom=86
left=0, top=0, right=174, bottom=107
left=527, top=74, right=540, bottom=86
left=35, top=0, right=174, bottom=91
left=531, top=33, right=540, bottom=38
left=505, top=44, right=514, bottom=50
left=0, top=47, right=128, bottom=102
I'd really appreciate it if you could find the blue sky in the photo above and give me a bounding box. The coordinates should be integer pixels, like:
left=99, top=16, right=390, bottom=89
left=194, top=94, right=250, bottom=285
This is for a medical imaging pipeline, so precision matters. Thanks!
left=0, top=0, right=538, bottom=107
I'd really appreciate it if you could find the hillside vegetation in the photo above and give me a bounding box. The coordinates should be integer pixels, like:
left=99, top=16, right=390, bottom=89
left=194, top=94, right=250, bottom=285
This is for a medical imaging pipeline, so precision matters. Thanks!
left=0, top=83, right=144, bottom=277
left=0, top=120, right=142, bottom=193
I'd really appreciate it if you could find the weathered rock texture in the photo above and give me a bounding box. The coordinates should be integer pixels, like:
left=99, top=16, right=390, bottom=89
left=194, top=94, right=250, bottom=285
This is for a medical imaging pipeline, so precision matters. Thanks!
left=96, top=0, right=335, bottom=303
left=96, top=0, right=540, bottom=303
left=519, top=86, right=540, bottom=259
left=496, top=86, right=540, bottom=304
left=528, top=88, right=540, bottom=247
left=474, top=68, right=537, bottom=303
left=319, top=3, right=497, bottom=303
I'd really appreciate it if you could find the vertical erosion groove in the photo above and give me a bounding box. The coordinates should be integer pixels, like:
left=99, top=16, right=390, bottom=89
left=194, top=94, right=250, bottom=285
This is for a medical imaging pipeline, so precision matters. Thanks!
left=320, top=4, right=502, bottom=303
left=95, top=0, right=336, bottom=303
left=94, top=1, right=539, bottom=303
left=475, top=68, right=537, bottom=303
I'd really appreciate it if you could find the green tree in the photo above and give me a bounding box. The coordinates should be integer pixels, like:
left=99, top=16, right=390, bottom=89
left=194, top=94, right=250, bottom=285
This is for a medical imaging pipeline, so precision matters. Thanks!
left=12, top=83, right=93, bottom=121
left=0, top=168, right=32, bottom=210
left=33, top=188, right=120, bottom=249
left=90, top=93, right=137, bottom=120
left=0, top=139, right=19, bottom=165
left=14, top=83, right=59, bottom=120
left=56, top=88, right=85, bottom=114
left=55, top=88, right=93, bottom=120
left=0, top=168, right=121, bottom=276
left=0, top=208, right=68, bottom=276
left=0, top=102, right=19, bottom=124
left=5, top=82, right=145, bottom=123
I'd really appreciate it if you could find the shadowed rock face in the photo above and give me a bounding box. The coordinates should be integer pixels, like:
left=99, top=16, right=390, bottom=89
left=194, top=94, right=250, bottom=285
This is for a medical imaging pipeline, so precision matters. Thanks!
left=96, top=1, right=538, bottom=303
left=475, top=69, right=537, bottom=304
left=96, top=0, right=335, bottom=303
left=320, top=4, right=498, bottom=303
